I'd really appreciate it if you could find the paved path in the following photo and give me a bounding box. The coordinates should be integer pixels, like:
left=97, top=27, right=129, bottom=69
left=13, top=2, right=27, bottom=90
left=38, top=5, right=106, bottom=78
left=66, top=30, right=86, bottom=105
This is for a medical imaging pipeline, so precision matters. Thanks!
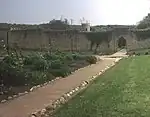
left=100, top=49, right=127, bottom=59
left=0, top=50, right=126, bottom=117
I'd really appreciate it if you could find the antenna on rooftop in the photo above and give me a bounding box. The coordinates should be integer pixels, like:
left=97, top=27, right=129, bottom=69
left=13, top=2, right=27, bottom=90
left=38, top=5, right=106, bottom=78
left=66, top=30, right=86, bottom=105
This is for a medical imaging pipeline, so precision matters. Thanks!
left=80, top=18, right=83, bottom=24
left=60, top=15, right=64, bottom=21
left=82, top=17, right=85, bottom=23
left=70, top=19, right=73, bottom=25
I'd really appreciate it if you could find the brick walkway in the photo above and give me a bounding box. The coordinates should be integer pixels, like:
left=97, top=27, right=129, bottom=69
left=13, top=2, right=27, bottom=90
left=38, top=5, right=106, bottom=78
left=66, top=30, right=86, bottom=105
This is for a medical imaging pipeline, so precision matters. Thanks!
left=0, top=51, right=126, bottom=117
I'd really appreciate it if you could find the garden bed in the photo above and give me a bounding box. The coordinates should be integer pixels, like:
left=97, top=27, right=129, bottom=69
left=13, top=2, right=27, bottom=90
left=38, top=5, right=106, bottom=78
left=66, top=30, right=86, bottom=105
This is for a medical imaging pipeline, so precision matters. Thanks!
left=0, top=51, right=97, bottom=102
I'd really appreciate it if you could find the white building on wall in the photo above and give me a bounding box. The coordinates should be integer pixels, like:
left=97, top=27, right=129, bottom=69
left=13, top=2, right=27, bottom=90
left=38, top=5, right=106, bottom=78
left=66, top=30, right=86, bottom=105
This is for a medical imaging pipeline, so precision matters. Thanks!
left=81, top=23, right=91, bottom=32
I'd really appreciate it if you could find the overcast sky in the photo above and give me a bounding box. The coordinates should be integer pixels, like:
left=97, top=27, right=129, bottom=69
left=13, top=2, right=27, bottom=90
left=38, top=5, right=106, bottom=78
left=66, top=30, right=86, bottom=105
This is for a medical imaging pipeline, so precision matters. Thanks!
left=0, top=0, right=150, bottom=25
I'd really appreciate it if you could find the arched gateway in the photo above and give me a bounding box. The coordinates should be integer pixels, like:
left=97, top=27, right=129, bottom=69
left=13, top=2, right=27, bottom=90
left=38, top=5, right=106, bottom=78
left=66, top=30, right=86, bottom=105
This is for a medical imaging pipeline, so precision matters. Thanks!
left=117, top=36, right=127, bottom=48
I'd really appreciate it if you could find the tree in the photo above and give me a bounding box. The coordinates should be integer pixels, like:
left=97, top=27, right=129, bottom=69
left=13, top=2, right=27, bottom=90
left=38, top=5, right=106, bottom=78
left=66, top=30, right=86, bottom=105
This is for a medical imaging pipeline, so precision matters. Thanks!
left=137, top=13, right=150, bottom=29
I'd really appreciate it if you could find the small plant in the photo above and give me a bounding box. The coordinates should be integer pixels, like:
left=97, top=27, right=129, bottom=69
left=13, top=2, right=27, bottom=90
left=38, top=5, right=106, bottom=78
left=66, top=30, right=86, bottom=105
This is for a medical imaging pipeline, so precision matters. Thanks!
left=72, top=53, right=86, bottom=60
left=136, top=53, right=140, bottom=56
left=133, top=52, right=136, bottom=55
left=26, top=71, right=55, bottom=85
left=44, top=52, right=64, bottom=61
left=64, top=54, right=74, bottom=61
left=23, top=53, right=49, bottom=71
left=86, top=56, right=97, bottom=64
left=49, top=65, right=71, bottom=78
left=145, top=52, right=149, bottom=55
left=50, top=59, right=64, bottom=69
left=0, top=62, right=28, bottom=86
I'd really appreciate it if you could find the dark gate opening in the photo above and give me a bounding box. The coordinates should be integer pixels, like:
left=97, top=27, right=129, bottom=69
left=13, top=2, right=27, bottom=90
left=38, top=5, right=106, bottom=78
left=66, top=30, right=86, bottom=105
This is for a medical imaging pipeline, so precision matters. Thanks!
left=118, top=37, right=127, bottom=48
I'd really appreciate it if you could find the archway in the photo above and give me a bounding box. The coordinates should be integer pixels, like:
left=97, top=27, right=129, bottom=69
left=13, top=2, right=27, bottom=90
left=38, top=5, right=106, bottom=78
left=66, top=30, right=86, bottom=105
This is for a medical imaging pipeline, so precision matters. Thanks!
left=118, top=36, right=127, bottom=48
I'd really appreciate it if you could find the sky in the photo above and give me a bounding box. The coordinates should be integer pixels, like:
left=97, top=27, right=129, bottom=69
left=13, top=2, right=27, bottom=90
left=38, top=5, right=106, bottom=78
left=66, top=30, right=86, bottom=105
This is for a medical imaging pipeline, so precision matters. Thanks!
left=0, top=0, right=150, bottom=25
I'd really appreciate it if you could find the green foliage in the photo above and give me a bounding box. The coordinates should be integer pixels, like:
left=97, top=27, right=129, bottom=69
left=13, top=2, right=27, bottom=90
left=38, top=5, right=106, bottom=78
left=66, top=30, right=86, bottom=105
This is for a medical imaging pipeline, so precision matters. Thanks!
left=0, top=61, right=27, bottom=86
left=86, top=56, right=97, bottom=64
left=137, top=23, right=150, bottom=29
left=135, top=14, right=150, bottom=39
left=3, top=55, right=18, bottom=66
left=137, top=14, right=150, bottom=29
left=49, top=65, right=71, bottom=78
left=26, top=71, right=55, bottom=85
left=145, top=52, right=149, bottom=55
left=50, top=59, right=64, bottom=69
left=3, top=52, right=21, bottom=66
left=0, top=51, right=91, bottom=87
left=134, top=13, right=150, bottom=39
left=134, top=29, right=150, bottom=40
left=44, top=52, right=62, bottom=60
left=64, top=54, right=74, bottom=61
left=23, top=53, right=49, bottom=71
left=72, top=53, right=86, bottom=60
left=0, top=55, right=54, bottom=86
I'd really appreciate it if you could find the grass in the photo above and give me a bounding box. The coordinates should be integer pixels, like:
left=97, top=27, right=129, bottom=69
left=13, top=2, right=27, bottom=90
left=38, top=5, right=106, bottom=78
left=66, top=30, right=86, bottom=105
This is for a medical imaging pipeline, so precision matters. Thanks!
left=53, top=56, right=150, bottom=117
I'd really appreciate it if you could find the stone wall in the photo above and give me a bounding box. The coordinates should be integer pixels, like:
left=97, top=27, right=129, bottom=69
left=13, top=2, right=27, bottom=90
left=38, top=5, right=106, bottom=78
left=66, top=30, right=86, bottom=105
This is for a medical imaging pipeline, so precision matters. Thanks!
left=8, top=29, right=49, bottom=50
left=108, top=28, right=150, bottom=51
left=1, top=28, right=150, bottom=53
left=5, top=29, right=90, bottom=51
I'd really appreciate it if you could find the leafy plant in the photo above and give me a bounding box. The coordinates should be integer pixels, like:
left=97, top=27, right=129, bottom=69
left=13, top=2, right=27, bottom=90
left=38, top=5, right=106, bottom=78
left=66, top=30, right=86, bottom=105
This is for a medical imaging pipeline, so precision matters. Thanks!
left=26, top=71, right=55, bottom=86
left=23, top=53, right=49, bottom=71
left=86, top=56, right=97, bottom=64
left=3, top=52, right=22, bottom=67
left=72, top=53, right=83, bottom=60
left=50, top=59, right=64, bottom=69
left=0, top=62, right=28, bottom=86
left=145, top=52, right=149, bottom=55
left=49, top=65, right=71, bottom=77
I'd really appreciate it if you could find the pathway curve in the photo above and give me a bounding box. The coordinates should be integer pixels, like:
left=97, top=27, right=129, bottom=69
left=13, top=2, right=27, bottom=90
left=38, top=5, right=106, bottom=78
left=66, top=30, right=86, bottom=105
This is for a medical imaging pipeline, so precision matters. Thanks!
left=0, top=50, right=126, bottom=117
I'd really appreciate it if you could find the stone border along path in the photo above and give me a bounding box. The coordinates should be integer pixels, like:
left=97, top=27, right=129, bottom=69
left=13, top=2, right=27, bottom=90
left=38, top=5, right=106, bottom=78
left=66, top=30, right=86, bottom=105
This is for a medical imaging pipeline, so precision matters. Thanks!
left=0, top=60, right=99, bottom=104
left=30, top=58, right=123, bottom=117
left=0, top=77, right=62, bottom=104
left=0, top=50, right=127, bottom=117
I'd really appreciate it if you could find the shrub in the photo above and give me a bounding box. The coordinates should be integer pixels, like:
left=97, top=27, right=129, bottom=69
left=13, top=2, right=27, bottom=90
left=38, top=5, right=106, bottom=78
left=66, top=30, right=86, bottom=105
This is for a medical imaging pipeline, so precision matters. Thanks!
left=49, top=65, right=71, bottom=78
left=44, top=52, right=64, bottom=61
left=31, top=58, right=48, bottom=71
left=0, top=62, right=28, bottom=86
left=72, top=53, right=86, bottom=60
left=145, top=52, right=149, bottom=55
left=0, top=51, right=92, bottom=87
left=50, top=59, right=64, bottom=69
left=26, top=71, right=55, bottom=86
left=133, top=52, right=136, bottom=55
left=23, top=53, right=49, bottom=71
left=0, top=61, right=55, bottom=86
left=23, top=56, right=34, bottom=65
left=64, top=54, right=74, bottom=61
left=44, top=52, right=58, bottom=60
left=72, top=53, right=80, bottom=60
left=3, top=53, right=21, bottom=67
left=136, top=53, right=140, bottom=56
left=0, top=53, right=29, bottom=86
left=86, top=56, right=97, bottom=64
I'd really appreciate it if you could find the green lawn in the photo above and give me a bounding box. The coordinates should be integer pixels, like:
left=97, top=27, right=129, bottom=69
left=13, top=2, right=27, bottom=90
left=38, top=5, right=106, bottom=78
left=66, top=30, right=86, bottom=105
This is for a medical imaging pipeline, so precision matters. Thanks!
left=53, top=56, right=150, bottom=117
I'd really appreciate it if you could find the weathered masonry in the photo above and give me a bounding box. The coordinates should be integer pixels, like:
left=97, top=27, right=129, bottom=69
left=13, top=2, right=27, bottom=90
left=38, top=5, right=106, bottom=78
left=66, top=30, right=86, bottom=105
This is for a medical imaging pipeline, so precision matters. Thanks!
left=0, top=24, right=150, bottom=52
